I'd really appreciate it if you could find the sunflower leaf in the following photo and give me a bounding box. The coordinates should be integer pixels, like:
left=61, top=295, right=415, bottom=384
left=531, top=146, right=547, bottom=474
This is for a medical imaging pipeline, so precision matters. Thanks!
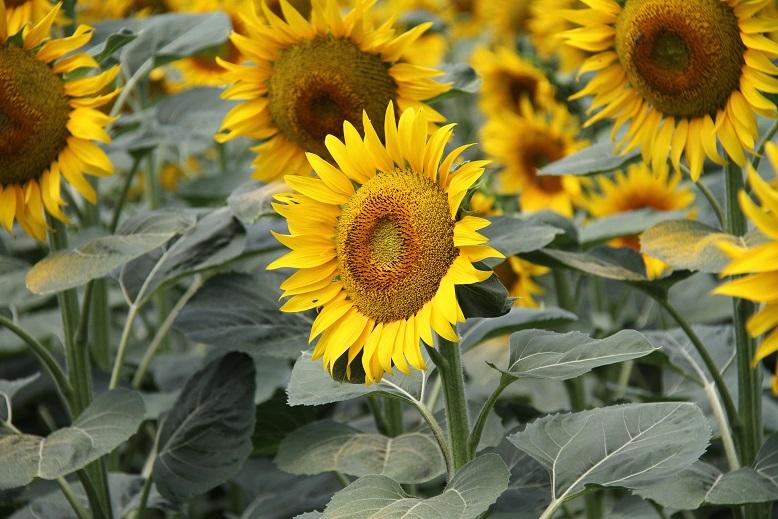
left=539, top=140, right=640, bottom=177
left=321, top=454, right=509, bottom=519
left=493, top=329, right=657, bottom=381
left=275, top=419, right=445, bottom=483
left=0, top=389, right=145, bottom=489
left=458, top=307, right=577, bottom=352
left=153, top=352, right=256, bottom=502
left=580, top=209, right=686, bottom=247
left=510, top=402, right=710, bottom=512
left=640, top=219, right=745, bottom=274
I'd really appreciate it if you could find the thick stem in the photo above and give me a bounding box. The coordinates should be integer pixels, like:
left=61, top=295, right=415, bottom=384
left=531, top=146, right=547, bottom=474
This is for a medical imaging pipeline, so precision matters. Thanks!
left=384, top=398, right=404, bottom=437
left=724, top=163, right=762, bottom=464
left=414, top=397, right=454, bottom=482
left=435, top=337, right=471, bottom=471
left=57, top=478, right=90, bottom=519
left=725, top=163, right=764, bottom=519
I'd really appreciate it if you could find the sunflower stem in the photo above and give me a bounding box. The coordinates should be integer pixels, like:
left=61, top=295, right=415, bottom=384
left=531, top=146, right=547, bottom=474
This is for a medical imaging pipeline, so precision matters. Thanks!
left=47, top=218, right=113, bottom=519
left=109, top=153, right=144, bottom=233
left=724, top=162, right=764, bottom=519
left=468, top=377, right=510, bottom=458
left=435, top=336, right=471, bottom=472
left=694, top=178, right=725, bottom=228
left=383, top=398, right=404, bottom=437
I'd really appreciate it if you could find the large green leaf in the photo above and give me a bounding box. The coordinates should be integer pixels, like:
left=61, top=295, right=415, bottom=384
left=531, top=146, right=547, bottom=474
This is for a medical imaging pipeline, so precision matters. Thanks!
left=321, top=454, right=509, bottom=519
left=580, top=209, right=685, bottom=247
left=539, top=140, right=639, bottom=177
left=153, top=352, right=256, bottom=501
left=0, top=389, right=145, bottom=489
left=26, top=210, right=196, bottom=295
left=287, top=352, right=423, bottom=406
left=640, top=219, right=744, bottom=273
left=494, top=329, right=657, bottom=380
left=275, top=420, right=445, bottom=483
left=228, top=182, right=286, bottom=225
left=174, top=272, right=312, bottom=359
left=458, top=307, right=577, bottom=352
left=481, top=216, right=565, bottom=264
left=121, top=208, right=245, bottom=305
left=539, top=246, right=648, bottom=281
left=509, top=403, right=710, bottom=509
left=636, top=433, right=778, bottom=507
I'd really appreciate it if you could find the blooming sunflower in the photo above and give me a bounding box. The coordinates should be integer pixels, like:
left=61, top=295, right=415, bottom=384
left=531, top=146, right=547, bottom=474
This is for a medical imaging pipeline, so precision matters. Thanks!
left=216, top=0, right=450, bottom=182
left=370, top=0, right=448, bottom=67
left=528, top=0, right=586, bottom=73
left=495, top=257, right=549, bottom=308
left=714, top=143, right=778, bottom=393
left=472, top=45, right=556, bottom=116
left=581, top=163, right=695, bottom=279
left=563, top=0, right=778, bottom=181
left=268, top=104, right=502, bottom=383
left=481, top=99, right=588, bottom=216
left=0, top=2, right=118, bottom=240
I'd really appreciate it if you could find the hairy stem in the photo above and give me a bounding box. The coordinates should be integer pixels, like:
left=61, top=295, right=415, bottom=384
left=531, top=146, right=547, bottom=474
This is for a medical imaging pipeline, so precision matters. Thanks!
left=435, top=337, right=471, bottom=471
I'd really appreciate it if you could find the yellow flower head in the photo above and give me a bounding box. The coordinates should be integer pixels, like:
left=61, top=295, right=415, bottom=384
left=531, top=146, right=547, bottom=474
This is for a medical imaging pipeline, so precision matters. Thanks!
left=528, top=0, right=586, bottom=73
left=0, top=2, right=118, bottom=240
left=481, top=99, right=588, bottom=217
left=581, top=162, right=695, bottom=279
left=268, top=104, right=503, bottom=383
left=481, top=0, right=535, bottom=41
left=563, top=0, right=778, bottom=181
left=216, top=0, right=451, bottom=182
left=472, top=45, right=556, bottom=116
left=495, top=257, right=549, bottom=308
left=714, top=143, right=778, bottom=394
left=369, top=0, right=448, bottom=67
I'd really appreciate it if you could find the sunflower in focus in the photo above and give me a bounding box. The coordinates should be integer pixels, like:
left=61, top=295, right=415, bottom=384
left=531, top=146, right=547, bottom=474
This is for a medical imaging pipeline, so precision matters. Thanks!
left=481, top=99, right=588, bottom=216
left=714, top=143, right=778, bottom=393
left=563, top=0, right=778, bottom=181
left=581, top=163, right=694, bottom=278
left=0, top=2, right=118, bottom=240
left=268, top=104, right=502, bottom=383
left=472, top=46, right=556, bottom=116
left=528, top=0, right=586, bottom=73
left=216, top=0, right=450, bottom=182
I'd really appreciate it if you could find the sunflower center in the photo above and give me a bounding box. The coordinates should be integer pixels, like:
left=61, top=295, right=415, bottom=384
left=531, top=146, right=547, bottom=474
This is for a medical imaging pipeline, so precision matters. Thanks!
left=615, top=0, right=744, bottom=117
left=335, top=169, right=457, bottom=322
left=268, top=36, right=397, bottom=158
left=521, top=136, right=565, bottom=193
left=0, top=45, right=70, bottom=187
left=501, top=72, right=538, bottom=107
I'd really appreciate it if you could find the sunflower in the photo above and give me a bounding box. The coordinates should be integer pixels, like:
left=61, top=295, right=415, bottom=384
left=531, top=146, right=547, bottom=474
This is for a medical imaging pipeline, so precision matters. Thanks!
left=714, top=143, right=778, bottom=393
left=216, top=0, right=450, bottom=182
left=0, top=2, right=118, bottom=240
left=581, top=163, right=695, bottom=278
left=472, top=45, right=556, bottom=116
left=481, top=99, right=588, bottom=216
left=370, top=0, right=448, bottom=67
left=6, top=0, right=51, bottom=35
left=528, top=0, right=586, bottom=73
left=495, top=257, right=549, bottom=308
left=480, top=0, right=535, bottom=41
left=563, top=0, right=778, bottom=181
left=268, top=104, right=502, bottom=383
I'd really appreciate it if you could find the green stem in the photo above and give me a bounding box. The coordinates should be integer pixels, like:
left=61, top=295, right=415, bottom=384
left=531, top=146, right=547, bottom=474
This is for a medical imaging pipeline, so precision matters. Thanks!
left=109, top=154, right=144, bottom=233
left=655, top=297, right=740, bottom=440
left=724, top=163, right=764, bottom=519
left=132, top=474, right=154, bottom=519
left=751, top=119, right=778, bottom=170
left=57, top=478, right=90, bottom=519
left=724, top=162, right=761, bottom=465
left=468, top=378, right=510, bottom=458
left=90, top=280, right=111, bottom=372
left=413, top=396, right=454, bottom=481
left=552, top=269, right=575, bottom=312
left=435, top=337, right=471, bottom=471
left=694, top=178, right=725, bottom=228
left=132, top=275, right=204, bottom=388
left=111, top=304, right=140, bottom=389
left=367, top=396, right=391, bottom=436
left=0, top=314, right=73, bottom=412
left=384, top=398, right=404, bottom=437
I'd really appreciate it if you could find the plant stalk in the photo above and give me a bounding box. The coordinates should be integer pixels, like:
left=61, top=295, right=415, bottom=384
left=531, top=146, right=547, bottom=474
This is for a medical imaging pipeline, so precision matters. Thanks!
left=435, top=337, right=471, bottom=471
left=468, top=378, right=510, bottom=458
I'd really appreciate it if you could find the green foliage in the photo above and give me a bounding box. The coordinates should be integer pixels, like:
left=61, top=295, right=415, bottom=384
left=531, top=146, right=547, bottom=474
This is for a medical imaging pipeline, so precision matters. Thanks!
left=539, top=140, right=640, bottom=177
left=153, top=352, right=256, bottom=501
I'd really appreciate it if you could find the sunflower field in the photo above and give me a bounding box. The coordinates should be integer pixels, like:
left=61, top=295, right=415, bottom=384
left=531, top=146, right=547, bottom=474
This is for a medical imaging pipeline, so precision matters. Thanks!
left=3, top=0, right=778, bottom=517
